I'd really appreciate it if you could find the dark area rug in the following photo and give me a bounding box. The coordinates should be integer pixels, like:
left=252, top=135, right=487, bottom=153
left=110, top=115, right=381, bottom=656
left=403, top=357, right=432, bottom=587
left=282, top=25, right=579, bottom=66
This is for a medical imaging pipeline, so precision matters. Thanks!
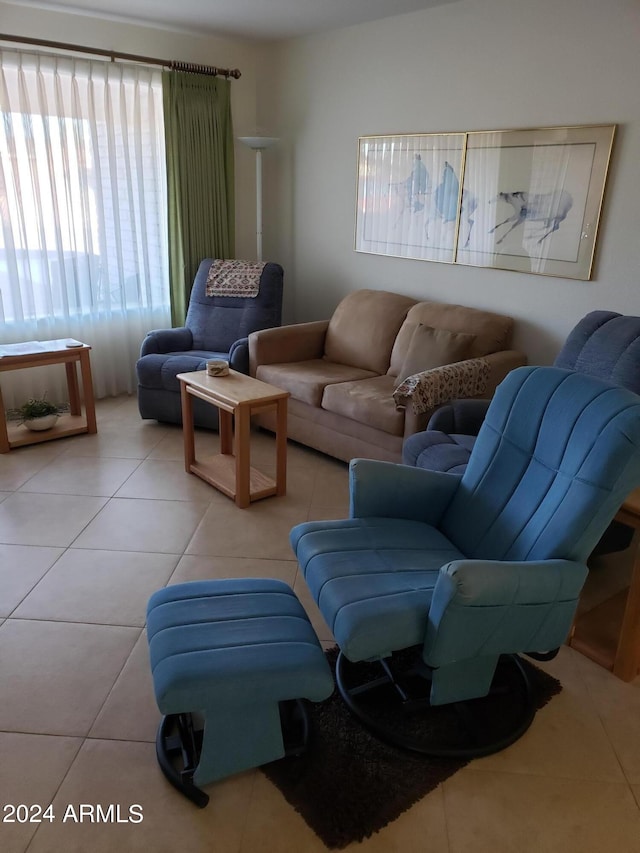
left=261, top=648, right=562, bottom=849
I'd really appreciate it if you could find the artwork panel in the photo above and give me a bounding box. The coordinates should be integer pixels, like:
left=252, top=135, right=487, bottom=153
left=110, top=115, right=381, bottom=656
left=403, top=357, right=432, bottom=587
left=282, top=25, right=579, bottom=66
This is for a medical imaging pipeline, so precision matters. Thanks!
left=355, top=133, right=466, bottom=263
left=354, top=125, right=614, bottom=280
left=456, top=125, right=615, bottom=280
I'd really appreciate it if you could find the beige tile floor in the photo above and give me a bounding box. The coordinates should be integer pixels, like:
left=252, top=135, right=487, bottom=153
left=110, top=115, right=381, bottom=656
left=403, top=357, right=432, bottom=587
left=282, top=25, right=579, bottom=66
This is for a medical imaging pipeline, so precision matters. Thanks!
left=1, top=395, right=639, bottom=853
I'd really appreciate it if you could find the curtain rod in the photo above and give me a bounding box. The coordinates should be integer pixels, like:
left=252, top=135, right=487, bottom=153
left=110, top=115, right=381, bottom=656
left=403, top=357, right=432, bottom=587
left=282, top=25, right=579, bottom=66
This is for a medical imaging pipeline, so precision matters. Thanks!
left=0, top=33, right=241, bottom=78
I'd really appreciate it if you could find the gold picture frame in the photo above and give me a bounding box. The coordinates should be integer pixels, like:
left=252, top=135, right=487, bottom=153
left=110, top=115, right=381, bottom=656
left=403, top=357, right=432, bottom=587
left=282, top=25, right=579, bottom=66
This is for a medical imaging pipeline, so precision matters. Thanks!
left=355, top=124, right=615, bottom=280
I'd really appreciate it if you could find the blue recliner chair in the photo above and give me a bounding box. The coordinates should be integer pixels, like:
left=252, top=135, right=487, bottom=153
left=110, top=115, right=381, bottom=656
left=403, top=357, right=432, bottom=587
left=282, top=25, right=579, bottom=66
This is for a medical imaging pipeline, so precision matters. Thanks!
left=403, top=311, right=640, bottom=556
left=290, top=366, right=640, bottom=756
left=136, top=259, right=283, bottom=429
left=403, top=310, right=640, bottom=474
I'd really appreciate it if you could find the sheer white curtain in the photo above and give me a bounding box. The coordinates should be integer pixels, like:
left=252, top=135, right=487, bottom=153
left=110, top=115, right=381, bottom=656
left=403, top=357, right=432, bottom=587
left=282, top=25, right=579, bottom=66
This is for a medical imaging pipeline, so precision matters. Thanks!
left=0, top=50, right=170, bottom=408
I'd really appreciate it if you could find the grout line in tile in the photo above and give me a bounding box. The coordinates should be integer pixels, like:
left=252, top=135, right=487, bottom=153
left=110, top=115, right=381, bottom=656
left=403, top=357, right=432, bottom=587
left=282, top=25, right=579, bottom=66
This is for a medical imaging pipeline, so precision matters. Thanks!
left=85, top=626, right=146, bottom=738
left=19, top=733, right=85, bottom=853
left=4, top=547, right=67, bottom=619
left=574, top=657, right=638, bottom=788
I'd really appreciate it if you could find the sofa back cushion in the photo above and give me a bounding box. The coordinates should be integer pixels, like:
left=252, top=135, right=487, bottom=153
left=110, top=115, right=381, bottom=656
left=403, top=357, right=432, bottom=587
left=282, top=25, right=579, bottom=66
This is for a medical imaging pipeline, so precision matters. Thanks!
left=324, top=289, right=416, bottom=375
left=388, top=301, right=514, bottom=377
left=395, top=324, right=476, bottom=386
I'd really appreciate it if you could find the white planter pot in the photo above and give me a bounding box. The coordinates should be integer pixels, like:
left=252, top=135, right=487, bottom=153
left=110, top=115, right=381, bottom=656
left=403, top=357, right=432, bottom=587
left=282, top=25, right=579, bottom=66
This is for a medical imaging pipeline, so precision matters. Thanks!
left=24, top=414, right=59, bottom=431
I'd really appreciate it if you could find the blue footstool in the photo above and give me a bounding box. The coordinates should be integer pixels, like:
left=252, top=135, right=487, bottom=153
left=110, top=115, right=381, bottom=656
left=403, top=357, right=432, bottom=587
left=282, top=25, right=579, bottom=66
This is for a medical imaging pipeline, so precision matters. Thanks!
left=146, top=577, right=334, bottom=806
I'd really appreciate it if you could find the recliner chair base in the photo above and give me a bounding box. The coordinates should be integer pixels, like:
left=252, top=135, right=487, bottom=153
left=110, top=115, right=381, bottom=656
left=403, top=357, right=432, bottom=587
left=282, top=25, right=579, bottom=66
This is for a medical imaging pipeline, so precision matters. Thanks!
left=335, top=649, right=536, bottom=759
left=156, top=700, right=311, bottom=808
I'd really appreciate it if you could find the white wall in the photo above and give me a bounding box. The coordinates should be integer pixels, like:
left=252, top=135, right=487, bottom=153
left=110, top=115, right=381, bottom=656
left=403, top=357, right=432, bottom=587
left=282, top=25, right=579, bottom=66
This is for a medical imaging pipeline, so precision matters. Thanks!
left=0, top=1, right=263, bottom=259
left=3, top=0, right=639, bottom=362
left=262, top=0, right=640, bottom=361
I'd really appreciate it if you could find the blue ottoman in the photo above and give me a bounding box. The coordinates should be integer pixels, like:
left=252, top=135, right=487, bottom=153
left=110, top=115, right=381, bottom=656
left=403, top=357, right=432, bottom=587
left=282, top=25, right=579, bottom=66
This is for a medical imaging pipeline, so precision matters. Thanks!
left=147, top=578, right=334, bottom=806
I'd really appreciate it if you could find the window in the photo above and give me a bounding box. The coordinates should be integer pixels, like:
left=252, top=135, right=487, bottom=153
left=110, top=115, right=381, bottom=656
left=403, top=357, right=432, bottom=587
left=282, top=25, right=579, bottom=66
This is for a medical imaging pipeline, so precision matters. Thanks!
left=0, top=50, right=170, bottom=401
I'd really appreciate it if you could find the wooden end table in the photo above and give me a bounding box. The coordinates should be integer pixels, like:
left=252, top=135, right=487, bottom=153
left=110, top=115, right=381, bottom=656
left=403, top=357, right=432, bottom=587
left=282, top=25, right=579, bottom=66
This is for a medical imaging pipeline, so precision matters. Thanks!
left=177, top=369, right=289, bottom=509
left=569, top=488, right=640, bottom=681
left=0, top=339, right=97, bottom=453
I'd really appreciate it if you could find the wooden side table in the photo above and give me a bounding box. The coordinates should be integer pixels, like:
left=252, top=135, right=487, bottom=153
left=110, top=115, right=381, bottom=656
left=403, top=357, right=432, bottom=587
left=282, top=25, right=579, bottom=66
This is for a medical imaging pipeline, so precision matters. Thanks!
left=569, top=488, right=640, bottom=681
left=0, top=340, right=97, bottom=453
left=178, top=369, right=289, bottom=509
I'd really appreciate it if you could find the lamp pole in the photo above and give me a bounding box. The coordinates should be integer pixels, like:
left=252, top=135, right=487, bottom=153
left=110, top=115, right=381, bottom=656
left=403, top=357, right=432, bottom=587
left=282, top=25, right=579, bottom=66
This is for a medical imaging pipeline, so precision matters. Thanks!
left=238, top=136, right=278, bottom=262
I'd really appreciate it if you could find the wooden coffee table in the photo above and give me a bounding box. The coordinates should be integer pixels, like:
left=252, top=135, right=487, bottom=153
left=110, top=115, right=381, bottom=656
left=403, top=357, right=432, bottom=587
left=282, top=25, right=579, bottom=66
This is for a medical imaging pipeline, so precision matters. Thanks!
left=177, top=369, right=289, bottom=509
left=0, top=339, right=97, bottom=453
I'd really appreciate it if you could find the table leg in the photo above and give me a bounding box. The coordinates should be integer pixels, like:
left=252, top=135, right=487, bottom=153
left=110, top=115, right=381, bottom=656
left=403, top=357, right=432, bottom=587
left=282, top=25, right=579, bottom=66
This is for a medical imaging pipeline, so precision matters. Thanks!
left=235, top=404, right=251, bottom=509
left=79, top=350, right=97, bottom=433
left=0, top=383, right=9, bottom=453
left=275, top=397, right=288, bottom=497
left=180, top=382, right=195, bottom=473
left=66, top=361, right=81, bottom=415
left=219, top=410, right=233, bottom=456
left=613, top=526, right=640, bottom=681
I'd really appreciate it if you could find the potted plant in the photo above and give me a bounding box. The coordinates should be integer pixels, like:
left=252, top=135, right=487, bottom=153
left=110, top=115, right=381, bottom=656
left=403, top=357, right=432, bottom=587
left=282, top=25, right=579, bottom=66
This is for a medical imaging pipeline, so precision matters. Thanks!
left=15, top=397, right=61, bottom=431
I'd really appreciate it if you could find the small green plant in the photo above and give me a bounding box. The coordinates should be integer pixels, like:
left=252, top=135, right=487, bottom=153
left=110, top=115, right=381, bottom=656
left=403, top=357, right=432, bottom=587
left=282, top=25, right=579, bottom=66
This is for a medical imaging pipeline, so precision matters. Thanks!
left=14, top=397, right=60, bottom=423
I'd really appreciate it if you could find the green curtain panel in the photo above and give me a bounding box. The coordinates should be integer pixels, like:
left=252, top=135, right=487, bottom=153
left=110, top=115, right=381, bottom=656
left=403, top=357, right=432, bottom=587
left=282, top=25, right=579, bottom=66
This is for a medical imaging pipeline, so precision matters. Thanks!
left=163, top=71, right=235, bottom=325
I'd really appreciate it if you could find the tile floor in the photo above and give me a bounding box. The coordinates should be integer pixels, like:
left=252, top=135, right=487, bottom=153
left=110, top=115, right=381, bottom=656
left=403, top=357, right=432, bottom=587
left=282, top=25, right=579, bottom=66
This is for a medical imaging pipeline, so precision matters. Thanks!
left=0, top=395, right=639, bottom=853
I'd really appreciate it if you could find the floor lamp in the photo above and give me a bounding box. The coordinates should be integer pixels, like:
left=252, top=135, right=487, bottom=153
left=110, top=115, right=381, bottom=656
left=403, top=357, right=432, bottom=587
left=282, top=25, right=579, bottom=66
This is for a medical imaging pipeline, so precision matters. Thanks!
left=238, top=136, right=278, bottom=262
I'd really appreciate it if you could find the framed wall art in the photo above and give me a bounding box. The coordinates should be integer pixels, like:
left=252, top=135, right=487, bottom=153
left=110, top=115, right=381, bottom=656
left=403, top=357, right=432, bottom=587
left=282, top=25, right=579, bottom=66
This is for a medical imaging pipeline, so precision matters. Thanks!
left=355, top=124, right=615, bottom=280
left=354, top=133, right=466, bottom=263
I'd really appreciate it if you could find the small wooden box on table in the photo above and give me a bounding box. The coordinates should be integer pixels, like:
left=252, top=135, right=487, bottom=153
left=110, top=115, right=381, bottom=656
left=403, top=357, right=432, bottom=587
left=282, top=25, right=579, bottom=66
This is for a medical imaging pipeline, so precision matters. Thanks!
left=177, top=369, right=289, bottom=509
left=0, top=339, right=97, bottom=453
left=570, top=488, right=640, bottom=681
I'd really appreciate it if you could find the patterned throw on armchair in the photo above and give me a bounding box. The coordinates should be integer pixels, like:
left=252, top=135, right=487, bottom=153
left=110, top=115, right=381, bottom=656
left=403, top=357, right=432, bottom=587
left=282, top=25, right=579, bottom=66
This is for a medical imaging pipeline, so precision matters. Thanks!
left=136, top=259, right=283, bottom=429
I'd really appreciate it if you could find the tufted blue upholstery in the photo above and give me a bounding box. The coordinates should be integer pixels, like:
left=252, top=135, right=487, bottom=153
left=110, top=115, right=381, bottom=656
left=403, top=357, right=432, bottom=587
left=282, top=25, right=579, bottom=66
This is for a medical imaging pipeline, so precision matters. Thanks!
left=136, top=259, right=283, bottom=428
left=291, top=366, right=640, bottom=705
left=147, top=578, right=333, bottom=786
left=441, top=368, right=640, bottom=562
left=555, top=310, right=640, bottom=392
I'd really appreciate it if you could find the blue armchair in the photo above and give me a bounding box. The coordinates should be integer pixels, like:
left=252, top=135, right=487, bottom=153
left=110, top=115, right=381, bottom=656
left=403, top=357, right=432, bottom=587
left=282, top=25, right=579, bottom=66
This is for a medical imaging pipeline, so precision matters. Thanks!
left=403, top=311, right=640, bottom=556
left=136, top=259, right=283, bottom=428
left=403, top=310, right=640, bottom=473
left=290, top=366, right=640, bottom=756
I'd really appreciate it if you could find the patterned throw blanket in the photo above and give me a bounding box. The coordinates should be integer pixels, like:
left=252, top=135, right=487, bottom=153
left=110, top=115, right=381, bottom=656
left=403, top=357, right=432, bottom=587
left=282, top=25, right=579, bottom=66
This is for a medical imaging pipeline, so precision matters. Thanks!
left=393, top=357, right=490, bottom=415
left=205, top=259, right=266, bottom=298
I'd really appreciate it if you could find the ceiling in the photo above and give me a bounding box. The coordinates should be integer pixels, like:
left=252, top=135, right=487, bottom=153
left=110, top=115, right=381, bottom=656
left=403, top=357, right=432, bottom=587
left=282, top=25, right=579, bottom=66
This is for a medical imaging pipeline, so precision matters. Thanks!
left=6, top=0, right=459, bottom=41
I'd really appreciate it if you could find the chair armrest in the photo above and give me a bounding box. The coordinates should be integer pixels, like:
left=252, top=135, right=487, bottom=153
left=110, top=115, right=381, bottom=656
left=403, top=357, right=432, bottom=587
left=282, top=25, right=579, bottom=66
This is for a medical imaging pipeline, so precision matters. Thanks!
left=427, top=399, right=491, bottom=435
left=228, top=338, right=249, bottom=375
left=249, top=320, right=329, bottom=375
left=349, top=458, right=461, bottom=525
left=425, top=558, right=589, bottom=666
left=394, top=357, right=491, bottom=416
left=140, top=327, right=193, bottom=356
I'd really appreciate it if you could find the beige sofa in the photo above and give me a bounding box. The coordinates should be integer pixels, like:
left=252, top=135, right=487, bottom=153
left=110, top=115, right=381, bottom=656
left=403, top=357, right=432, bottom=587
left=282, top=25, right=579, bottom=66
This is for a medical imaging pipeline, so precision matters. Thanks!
left=249, top=289, right=526, bottom=463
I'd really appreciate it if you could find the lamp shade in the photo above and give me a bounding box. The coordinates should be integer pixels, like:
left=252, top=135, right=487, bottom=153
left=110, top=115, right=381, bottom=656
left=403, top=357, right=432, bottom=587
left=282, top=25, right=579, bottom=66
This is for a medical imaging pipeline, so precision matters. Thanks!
left=238, top=136, right=278, bottom=150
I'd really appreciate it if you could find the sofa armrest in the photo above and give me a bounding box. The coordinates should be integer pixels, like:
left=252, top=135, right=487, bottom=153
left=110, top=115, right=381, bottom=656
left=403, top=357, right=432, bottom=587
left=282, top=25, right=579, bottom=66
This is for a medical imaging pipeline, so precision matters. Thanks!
left=400, top=350, right=527, bottom=433
left=140, top=327, right=193, bottom=356
left=249, top=320, right=329, bottom=375
left=394, top=357, right=491, bottom=416
left=349, top=458, right=461, bottom=525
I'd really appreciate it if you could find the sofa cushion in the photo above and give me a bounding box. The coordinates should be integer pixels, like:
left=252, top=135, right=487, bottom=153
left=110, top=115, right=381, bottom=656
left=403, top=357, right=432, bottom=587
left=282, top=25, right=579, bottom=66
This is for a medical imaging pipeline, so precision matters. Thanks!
left=321, top=375, right=404, bottom=436
left=324, top=289, right=416, bottom=375
left=256, top=360, right=377, bottom=407
left=388, top=302, right=514, bottom=377
left=395, top=324, right=475, bottom=387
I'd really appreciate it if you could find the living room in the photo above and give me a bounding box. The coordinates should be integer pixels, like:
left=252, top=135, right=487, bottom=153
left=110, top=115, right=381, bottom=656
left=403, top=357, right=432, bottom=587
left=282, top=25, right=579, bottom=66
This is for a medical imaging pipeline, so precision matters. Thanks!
left=1, top=0, right=639, bottom=851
